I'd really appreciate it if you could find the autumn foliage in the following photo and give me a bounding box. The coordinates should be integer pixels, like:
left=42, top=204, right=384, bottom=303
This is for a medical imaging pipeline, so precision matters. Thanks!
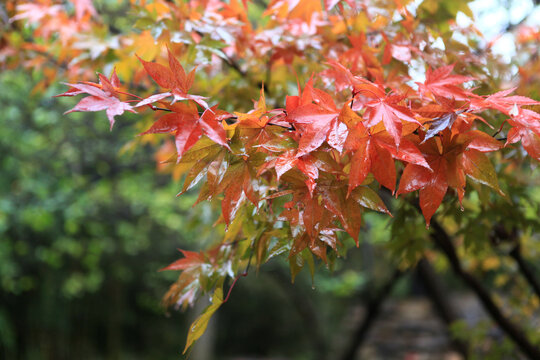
left=4, top=0, right=540, bottom=354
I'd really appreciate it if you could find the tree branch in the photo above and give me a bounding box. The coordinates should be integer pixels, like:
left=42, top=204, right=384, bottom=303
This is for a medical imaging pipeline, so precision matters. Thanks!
left=509, top=242, right=540, bottom=300
left=416, top=258, right=469, bottom=359
left=429, top=219, right=540, bottom=360
left=490, top=224, right=540, bottom=300
left=340, top=269, right=405, bottom=360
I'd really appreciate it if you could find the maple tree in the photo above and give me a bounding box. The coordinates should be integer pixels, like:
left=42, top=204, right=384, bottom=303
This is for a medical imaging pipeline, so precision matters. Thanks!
left=3, top=0, right=540, bottom=358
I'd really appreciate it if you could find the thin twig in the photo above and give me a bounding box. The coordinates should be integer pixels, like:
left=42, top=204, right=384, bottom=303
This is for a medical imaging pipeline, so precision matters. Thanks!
left=223, top=249, right=252, bottom=303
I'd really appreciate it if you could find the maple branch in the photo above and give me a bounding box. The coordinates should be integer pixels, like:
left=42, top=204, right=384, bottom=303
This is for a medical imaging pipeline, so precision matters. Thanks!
left=221, top=114, right=295, bottom=130
left=428, top=218, right=540, bottom=360
left=136, top=105, right=296, bottom=130
left=491, top=225, right=540, bottom=300
left=268, top=122, right=295, bottom=130
left=350, top=92, right=358, bottom=109
left=340, top=269, right=405, bottom=360
left=153, top=107, right=173, bottom=112
left=499, top=6, right=535, bottom=35
left=0, top=4, right=10, bottom=30
left=510, top=242, right=540, bottom=300
left=243, top=247, right=254, bottom=276
left=337, top=4, right=353, bottom=38
left=222, top=54, right=247, bottom=78
left=416, top=258, right=469, bottom=358
left=223, top=248, right=253, bottom=304
left=223, top=275, right=241, bottom=303
left=492, top=121, right=506, bottom=137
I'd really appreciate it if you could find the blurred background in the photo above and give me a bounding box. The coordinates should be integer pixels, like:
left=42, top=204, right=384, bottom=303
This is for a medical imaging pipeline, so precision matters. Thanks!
left=1, top=0, right=540, bottom=359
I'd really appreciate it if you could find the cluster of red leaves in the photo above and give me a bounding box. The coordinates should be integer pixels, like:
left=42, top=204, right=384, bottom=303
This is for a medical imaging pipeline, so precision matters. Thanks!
left=59, top=51, right=540, bottom=257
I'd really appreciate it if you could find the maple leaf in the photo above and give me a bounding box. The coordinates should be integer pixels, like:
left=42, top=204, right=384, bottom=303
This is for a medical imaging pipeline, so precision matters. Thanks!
left=140, top=102, right=202, bottom=156
left=321, top=183, right=389, bottom=245
left=281, top=193, right=338, bottom=264
left=140, top=103, right=229, bottom=159
left=231, top=87, right=269, bottom=128
left=219, top=155, right=266, bottom=224
left=421, top=111, right=459, bottom=143
left=221, top=163, right=248, bottom=225
left=343, top=106, right=429, bottom=194
left=417, top=65, right=474, bottom=101
left=135, top=49, right=209, bottom=109
left=397, top=130, right=502, bottom=226
left=301, top=195, right=325, bottom=241
left=226, top=86, right=291, bottom=153
left=508, top=127, right=540, bottom=161
left=506, top=112, right=540, bottom=161
left=58, top=72, right=135, bottom=129
left=324, top=60, right=386, bottom=98
left=382, top=33, right=414, bottom=64
left=334, top=71, right=421, bottom=147
left=199, top=107, right=229, bottom=148
left=363, top=94, right=420, bottom=147
left=470, top=87, right=540, bottom=114
left=160, top=250, right=206, bottom=271
left=186, top=153, right=262, bottom=225
left=287, top=83, right=346, bottom=156
left=508, top=108, right=540, bottom=135
left=321, top=186, right=362, bottom=243
left=183, top=286, right=223, bottom=353
left=260, top=150, right=322, bottom=196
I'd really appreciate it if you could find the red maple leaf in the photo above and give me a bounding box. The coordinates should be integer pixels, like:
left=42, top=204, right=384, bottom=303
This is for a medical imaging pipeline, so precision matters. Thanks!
left=417, top=64, right=474, bottom=101
left=470, top=87, right=539, bottom=114
left=505, top=108, right=540, bottom=161
left=397, top=130, right=502, bottom=226
left=160, top=250, right=206, bottom=271
left=135, top=49, right=209, bottom=109
left=343, top=105, right=429, bottom=194
left=287, top=81, right=347, bottom=155
left=363, top=94, right=420, bottom=147
left=140, top=103, right=229, bottom=159
left=321, top=183, right=389, bottom=244
left=259, top=150, right=322, bottom=196
left=326, top=66, right=421, bottom=147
